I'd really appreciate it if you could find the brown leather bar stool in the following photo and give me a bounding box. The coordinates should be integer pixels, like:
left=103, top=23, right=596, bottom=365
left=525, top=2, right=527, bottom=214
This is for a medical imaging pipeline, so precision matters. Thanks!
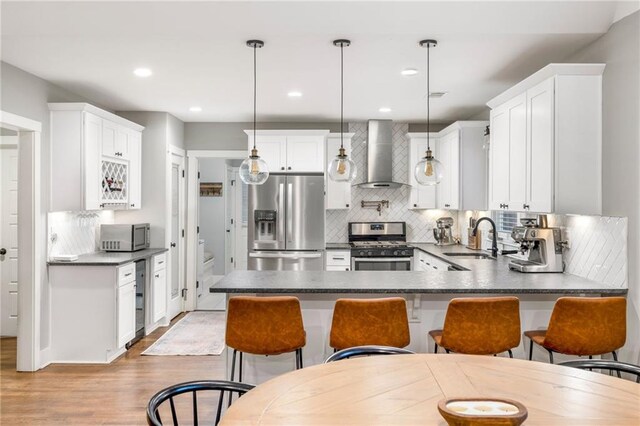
left=524, top=296, right=626, bottom=363
left=225, top=296, right=306, bottom=383
left=330, top=297, right=410, bottom=351
left=428, top=297, right=521, bottom=357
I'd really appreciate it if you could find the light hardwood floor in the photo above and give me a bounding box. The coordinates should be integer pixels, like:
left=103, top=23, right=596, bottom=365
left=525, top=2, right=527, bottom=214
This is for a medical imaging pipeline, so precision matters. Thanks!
left=0, top=314, right=226, bottom=425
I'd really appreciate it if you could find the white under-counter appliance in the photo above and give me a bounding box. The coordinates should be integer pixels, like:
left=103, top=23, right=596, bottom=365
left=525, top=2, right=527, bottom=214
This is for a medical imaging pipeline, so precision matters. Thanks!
left=349, top=222, right=413, bottom=271
left=100, top=223, right=150, bottom=252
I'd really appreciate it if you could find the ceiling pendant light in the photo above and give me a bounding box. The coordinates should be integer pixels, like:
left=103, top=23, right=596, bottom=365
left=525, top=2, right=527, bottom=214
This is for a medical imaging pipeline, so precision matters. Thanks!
left=414, top=39, right=444, bottom=186
left=239, top=40, right=269, bottom=185
left=328, top=39, right=357, bottom=182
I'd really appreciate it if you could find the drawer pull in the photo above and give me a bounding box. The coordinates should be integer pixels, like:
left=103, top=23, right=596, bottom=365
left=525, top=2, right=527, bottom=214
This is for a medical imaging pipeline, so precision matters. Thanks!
left=124, top=273, right=132, bottom=277
left=332, top=257, right=345, bottom=260
left=155, top=274, right=160, bottom=278
left=158, top=260, right=164, bottom=264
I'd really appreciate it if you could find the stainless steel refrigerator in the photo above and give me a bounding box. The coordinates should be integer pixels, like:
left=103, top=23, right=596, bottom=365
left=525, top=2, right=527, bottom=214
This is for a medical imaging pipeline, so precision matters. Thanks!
left=248, top=174, right=325, bottom=270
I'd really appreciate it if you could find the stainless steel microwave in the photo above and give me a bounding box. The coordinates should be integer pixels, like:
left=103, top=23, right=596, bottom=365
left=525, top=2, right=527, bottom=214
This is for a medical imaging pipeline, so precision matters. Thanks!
left=100, top=224, right=150, bottom=252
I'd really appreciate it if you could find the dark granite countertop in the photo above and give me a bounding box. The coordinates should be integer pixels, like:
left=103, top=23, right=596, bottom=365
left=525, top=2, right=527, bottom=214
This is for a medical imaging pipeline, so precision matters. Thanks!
left=212, top=243, right=626, bottom=295
left=47, top=248, right=168, bottom=266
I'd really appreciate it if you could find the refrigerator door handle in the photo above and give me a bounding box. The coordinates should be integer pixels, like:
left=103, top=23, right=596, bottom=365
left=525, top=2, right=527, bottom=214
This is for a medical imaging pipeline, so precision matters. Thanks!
left=278, top=182, right=286, bottom=246
left=286, top=182, right=293, bottom=243
left=249, top=252, right=322, bottom=259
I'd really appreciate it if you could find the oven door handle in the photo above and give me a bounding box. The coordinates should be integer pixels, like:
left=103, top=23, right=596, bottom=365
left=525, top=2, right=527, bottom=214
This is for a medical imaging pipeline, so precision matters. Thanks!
left=352, top=257, right=413, bottom=262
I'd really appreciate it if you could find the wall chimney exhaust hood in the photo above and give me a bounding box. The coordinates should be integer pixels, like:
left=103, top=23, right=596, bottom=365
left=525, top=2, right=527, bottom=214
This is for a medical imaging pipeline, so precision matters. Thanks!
left=357, top=120, right=407, bottom=189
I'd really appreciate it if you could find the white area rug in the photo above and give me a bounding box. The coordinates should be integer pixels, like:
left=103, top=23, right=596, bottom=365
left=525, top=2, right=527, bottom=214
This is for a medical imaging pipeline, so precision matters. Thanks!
left=142, top=311, right=226, bottom=356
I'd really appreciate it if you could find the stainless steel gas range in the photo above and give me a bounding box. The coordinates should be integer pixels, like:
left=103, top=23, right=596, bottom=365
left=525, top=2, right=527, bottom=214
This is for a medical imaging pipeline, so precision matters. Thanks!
left=349, top=222, right=414, bottom=271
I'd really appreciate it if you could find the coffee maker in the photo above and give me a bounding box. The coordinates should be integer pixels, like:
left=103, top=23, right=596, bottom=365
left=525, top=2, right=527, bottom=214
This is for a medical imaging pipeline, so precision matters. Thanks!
left=508, top=216, right=565, bottom=273
left=433, top=217, right=455, bottom=246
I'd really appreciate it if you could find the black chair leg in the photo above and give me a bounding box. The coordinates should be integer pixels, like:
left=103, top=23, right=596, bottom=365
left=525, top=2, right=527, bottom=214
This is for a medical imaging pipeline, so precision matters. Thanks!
left=548, top=350, right=554, bottom=364
left=508, top=349, right=513, bottom=359
left=295, top=348, right=303, bottom=369
left=239, top=351, right=243, bottom=382
left=434, top=343, right=439, bottom=354
left=228, top=349, right=238, bottom=408
left=445, top=349, right=450, bottom=354
left=612, top=351, right=622, bottom=378
left=528, top=339, right=534, bottom=361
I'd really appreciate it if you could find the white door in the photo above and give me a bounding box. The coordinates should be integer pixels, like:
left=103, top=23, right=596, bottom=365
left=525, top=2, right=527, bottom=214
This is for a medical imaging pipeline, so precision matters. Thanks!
left=167, top=152, right=185, bottom=320
left=526, top=77, right=555, bottom=213
left=286, top=136, right=324, bottom=172
left=225, top=166, right=236, bottom=274
left=1, top=139, right=18, bottom=336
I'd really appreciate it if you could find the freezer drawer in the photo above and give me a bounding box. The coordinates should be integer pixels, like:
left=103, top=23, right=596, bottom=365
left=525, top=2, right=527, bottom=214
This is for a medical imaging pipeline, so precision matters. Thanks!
left=248, top=251, right=324, bottom=271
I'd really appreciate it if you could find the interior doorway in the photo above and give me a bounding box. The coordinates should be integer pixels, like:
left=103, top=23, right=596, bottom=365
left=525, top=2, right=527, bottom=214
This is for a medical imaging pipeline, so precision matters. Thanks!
left=1, top=129, right=19, bottom=337
left=0, top=111, right=43, bottom=372
left=185, top=150, right=246, bottom=312
left=195, top=158, right=247, bottom=310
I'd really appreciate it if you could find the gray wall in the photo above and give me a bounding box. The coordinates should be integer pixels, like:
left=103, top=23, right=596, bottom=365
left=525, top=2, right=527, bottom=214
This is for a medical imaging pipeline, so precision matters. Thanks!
left=564, top=11, right=640, bottom=364
left=185, top=122, right=342, bottom=150
left=198, top=158, right=227, bottom=275
left=0, top=62, right=103, bottom=352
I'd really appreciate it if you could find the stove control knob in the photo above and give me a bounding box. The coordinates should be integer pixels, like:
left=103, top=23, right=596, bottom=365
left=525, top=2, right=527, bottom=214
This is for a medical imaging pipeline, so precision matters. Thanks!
left=381, top=250, right=387, bottom=256
left=393, top=250, right=399, bottom=256
left=367, top=251, right=373, bottom=256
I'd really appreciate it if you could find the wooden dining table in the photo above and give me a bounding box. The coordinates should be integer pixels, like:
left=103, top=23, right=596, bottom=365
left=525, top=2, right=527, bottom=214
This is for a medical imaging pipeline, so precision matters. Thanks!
left=220, top=354, right=640, bottom=425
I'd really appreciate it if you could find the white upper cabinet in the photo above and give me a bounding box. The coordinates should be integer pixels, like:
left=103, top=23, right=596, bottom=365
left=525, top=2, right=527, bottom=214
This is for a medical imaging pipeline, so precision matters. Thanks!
left=407, top=122, right=487, bottom=211
left=245, top=130, right=329, bottom=174
left=49, top=103, right=144, bottom=212
left=487, top=64, right=604, bottom=215
left=407, top=134, right=437, bottom=210
left=326, top=133, right=354, bottom=210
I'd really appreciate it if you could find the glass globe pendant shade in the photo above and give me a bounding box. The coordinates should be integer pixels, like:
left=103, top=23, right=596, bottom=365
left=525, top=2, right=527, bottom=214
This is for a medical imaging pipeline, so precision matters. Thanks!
left=414, top=149, right=444, bottom=185
left=328, top=147, right=357, bottom=182
left=239, top=148, right=269, bottom=185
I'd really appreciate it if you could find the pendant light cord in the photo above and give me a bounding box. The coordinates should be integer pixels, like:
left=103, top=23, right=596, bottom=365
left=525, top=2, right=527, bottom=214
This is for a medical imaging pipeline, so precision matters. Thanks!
left=426, top=43, right=430, bottom=151
left=253, top=44, right=257, bottom=151
left=340, top=42, right=344, bottom=150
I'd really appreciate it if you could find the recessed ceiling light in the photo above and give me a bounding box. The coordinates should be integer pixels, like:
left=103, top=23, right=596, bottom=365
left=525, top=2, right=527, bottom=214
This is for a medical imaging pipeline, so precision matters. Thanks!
left=133, top=68, right=152, bottom=78
left=189, top=106, right=202, bottom=112
left=401, top=68, right=418, bottom=76
left=288, top=91, right=303, bottom=97
left=379, top=107, right=392, bottom=113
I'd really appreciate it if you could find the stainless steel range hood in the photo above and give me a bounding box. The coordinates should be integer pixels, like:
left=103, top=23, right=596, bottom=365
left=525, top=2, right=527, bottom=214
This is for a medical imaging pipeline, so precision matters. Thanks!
left=357, top=120, right=407, bottom=189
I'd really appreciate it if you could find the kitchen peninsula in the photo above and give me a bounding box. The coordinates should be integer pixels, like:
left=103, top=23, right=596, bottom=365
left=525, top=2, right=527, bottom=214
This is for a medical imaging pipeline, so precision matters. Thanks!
left=210, top=244, right=626, bottom=383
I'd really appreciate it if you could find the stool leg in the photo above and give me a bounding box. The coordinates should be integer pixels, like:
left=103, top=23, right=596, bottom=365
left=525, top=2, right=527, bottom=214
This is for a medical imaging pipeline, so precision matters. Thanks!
left=612, top=351, right=622, bottom=378
left=445, top=349, right=450, bottom=354
left=228, top=349, right=238, bottom=408
left=528, top=339, right=533, bottom=361
left=239, top=351, right=243, bottom=382
left=434, top=343, right=438, bottom=354
left=296, top=348, right=303, bottom=369
left=548, top=350, right=554, bottom=364
left=508, top=349, right=513, bottom=359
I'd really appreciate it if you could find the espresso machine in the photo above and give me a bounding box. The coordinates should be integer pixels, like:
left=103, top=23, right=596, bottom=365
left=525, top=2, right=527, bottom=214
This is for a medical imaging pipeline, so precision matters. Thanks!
left=433, top=217, right=455, bottom=246
left=508, top=216, right=565, bottom=273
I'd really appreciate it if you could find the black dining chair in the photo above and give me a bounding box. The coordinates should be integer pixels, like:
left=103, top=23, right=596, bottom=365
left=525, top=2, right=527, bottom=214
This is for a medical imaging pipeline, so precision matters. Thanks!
left=560, top=359, right=640, bottom=383
left=146, top=380, right=255, bottom=426
left=325, top=345, right=415, bottom=363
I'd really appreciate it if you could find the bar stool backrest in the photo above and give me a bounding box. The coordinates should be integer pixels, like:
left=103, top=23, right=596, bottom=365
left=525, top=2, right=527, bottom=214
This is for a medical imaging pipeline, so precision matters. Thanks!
left=544, top=297, right=626, bottom=356
left=440, top=297, right=521, bottom=355
left=226, top=296, right=306, bottom=355
left=330, top=298, right=410, bottom=350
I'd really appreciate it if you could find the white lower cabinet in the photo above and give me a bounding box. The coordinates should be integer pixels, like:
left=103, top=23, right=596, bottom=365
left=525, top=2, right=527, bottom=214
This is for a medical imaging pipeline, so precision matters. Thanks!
left=414, top=250, right=451, bottom=271
left=325, top=250, right=351, bottom=271
left=117, top=281, right=136, bottom=348
left=152, top=254, right=167, bottom=323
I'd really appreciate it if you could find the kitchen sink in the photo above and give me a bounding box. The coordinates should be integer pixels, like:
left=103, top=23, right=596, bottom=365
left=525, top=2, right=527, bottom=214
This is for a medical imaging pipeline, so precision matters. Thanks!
left=443, top=252, right=496, bottom=260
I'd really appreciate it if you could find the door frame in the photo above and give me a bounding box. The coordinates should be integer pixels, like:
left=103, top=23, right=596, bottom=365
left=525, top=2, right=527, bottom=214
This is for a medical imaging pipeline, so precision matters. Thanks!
left=166, top=145, right=186, bottom=321
left=185, top=150, right=245, bottom=311
left=0, top=111, right=42, bottom=372
left=224, top=164, right=237, bottom=275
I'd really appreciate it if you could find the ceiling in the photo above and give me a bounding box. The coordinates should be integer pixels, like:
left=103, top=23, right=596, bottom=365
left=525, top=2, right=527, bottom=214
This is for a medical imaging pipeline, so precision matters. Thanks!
left=2, top=1, right=638, bottom=123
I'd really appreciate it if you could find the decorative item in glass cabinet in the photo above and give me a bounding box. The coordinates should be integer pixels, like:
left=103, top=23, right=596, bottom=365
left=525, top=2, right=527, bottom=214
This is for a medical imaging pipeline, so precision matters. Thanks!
left=414, top=39, right=443, bottom=186
left=240, top=39, right=269, bottom=185
left=328, top=39, right=357, bottom=183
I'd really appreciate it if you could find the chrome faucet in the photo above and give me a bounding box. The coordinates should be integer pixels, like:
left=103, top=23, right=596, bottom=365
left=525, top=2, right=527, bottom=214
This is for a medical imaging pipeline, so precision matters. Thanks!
left=472, top=217, right=498, bottom=258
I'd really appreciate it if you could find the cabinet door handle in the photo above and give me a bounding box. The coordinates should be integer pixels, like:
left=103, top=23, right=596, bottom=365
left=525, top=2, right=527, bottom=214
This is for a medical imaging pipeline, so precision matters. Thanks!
left=445, top=204, right=450, bottom=208
left=130, top=204, right=135, bottom=207
left=346, top=204, right=349, bottom=208
left=523, top=204, right=530, bottom=210
left=170, top=242, right=176, bottom=248
left=505, top=204, right=509, bottom=209
left=158, top=261, right=164, bottom=264
left=281, top=167, right=285, bottom=170
left=345, top=267, right=349, bottom=271
left=414, top=204, right=417, bottom=207
left=124, top=272, right=132, bottom=277
left=155, top=274, right=160, bottom=278
left=287, top=166, right=292, bottom=170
